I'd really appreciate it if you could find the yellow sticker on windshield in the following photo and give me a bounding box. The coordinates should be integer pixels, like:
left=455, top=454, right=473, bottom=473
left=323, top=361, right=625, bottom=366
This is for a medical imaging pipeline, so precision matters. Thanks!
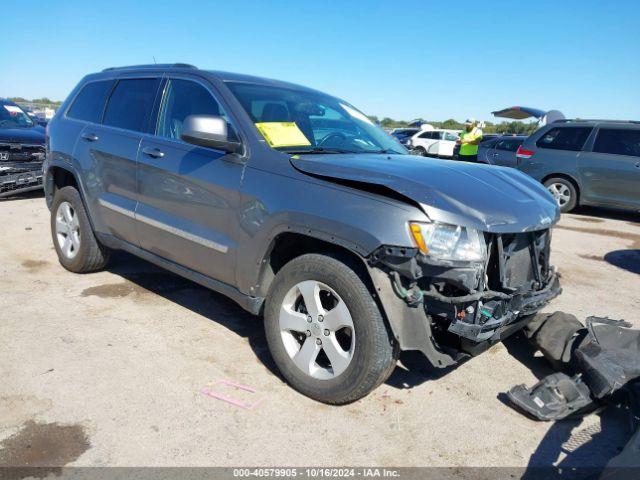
left=255, top=122, right=311, bottom=147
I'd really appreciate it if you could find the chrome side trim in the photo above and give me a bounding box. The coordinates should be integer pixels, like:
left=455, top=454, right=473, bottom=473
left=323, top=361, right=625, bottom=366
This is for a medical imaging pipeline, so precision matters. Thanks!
left=135, top=213, right=229, bottom=253
left=98, top=198, right=136, bottom=218
left=98, top=198, right=229, bottom=253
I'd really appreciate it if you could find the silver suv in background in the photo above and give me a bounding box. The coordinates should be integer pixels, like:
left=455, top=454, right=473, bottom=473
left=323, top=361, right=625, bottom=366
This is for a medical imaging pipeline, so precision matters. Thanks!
left=516, top=120, right=640, bottom=212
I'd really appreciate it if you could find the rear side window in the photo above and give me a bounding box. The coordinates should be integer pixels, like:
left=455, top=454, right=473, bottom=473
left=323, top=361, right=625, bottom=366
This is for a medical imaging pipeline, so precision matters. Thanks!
left=593, top=128, right=640, bottom=157
left=67, top=81, right=113, bottom=123
left=496, top=138, right=524, bottom=152
left=481, top=138, right=499, bottom=148
left=103, top=78, right=160, bottom=132
left=536, top=127, right=592, bottom=151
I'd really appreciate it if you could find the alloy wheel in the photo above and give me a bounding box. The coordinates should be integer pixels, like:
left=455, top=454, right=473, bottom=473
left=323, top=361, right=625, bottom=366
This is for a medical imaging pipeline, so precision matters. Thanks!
left=279, top=280, right=355, bottom=380
left=547, top=182, right=571, bottom=207
left=55, top=201, right=81, bottom=259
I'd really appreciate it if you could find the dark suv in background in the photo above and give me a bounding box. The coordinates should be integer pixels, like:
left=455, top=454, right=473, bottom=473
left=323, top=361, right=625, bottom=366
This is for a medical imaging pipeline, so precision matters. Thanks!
left=45, top=64, right=560, bottom=404
left=0, top=98, right=46, bottom=198
left=516, top=120, right=640, bottom=212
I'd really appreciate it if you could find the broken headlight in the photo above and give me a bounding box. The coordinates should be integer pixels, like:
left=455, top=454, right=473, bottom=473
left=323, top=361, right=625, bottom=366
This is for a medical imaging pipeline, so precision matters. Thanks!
left=409, top=221, right=486, bottom=262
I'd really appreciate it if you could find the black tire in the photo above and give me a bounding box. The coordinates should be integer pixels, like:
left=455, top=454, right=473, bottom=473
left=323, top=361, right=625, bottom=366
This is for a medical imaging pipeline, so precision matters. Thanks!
left=50, top=186, right=110, bottom=273
left=543, top=177, right=578, bottom=213
left=264, top=253, right=397, bottom=404
left=413, top=146, right=427, bottom=157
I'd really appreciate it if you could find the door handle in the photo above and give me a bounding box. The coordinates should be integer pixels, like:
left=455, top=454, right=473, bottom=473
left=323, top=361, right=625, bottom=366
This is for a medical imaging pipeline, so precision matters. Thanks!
left=142, top=147, right=165, bottom=159
left=636, top=162, right=640, bottom=168
left=81, top=133, right=99, bottom=142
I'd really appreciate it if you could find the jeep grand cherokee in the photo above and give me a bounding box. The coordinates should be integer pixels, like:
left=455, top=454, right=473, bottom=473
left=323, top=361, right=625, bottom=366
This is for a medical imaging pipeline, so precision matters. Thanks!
left=44, top=64, right=561, bottom=404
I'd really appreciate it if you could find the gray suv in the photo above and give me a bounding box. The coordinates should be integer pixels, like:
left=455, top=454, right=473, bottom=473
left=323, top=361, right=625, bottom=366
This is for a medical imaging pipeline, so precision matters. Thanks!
left=45, top=64, right=561, bottom=404
left=516, top=120, right=640, bottom=212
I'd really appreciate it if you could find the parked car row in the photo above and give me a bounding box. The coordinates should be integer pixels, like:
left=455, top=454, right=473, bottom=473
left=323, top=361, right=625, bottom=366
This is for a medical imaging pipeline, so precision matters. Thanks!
left=390, top=115, right=640, bottom=214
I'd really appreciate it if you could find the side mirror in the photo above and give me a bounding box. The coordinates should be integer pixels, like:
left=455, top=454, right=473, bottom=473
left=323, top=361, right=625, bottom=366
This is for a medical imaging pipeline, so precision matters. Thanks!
left=180, top=115, right=242, bottom=154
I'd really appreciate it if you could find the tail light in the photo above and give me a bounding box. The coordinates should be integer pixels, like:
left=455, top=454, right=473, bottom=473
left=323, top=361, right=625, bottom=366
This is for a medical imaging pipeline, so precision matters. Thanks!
left=516, top=146, right=535, bottom=160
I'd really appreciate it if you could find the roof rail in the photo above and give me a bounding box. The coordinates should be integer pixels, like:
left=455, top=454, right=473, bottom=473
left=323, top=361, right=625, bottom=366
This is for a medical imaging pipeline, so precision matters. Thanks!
left=553, top=118, right=640, bottom=124
left=102, top=63, right=197, bottom=72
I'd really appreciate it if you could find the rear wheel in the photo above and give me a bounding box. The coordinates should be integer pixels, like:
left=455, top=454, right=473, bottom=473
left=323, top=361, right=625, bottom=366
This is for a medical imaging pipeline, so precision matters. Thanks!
left=51, top=186, right=110, bottom=273
left=544, top=177, right=577, bottom=213
left=264, top=253, right=397, bottom=404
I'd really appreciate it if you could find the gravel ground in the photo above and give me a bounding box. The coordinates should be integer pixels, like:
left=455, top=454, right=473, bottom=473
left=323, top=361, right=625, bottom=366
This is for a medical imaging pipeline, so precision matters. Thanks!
left=1, top=192, right=639, bottom=469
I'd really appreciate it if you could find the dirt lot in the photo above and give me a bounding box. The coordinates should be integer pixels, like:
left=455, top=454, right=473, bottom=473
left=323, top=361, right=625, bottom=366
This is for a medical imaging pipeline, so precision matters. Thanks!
left=1, top=192, right=639, bottom=469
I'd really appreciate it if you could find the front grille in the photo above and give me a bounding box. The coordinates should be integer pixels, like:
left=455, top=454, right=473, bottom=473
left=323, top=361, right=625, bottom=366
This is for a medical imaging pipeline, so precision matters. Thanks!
left=0, top=174, right=43, bottom=195
left=0, top=143, right=46, bottom=162
left=487, top=229, right=551, bottom=293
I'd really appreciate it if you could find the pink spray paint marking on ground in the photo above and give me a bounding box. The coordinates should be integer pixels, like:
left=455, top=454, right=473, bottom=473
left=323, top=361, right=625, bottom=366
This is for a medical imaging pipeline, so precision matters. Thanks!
left=202, top=379, right=263, bottom=410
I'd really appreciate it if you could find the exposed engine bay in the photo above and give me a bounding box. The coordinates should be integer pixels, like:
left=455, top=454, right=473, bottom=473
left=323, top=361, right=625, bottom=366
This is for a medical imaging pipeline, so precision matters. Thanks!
left=369, top=228, right=561, bottom=365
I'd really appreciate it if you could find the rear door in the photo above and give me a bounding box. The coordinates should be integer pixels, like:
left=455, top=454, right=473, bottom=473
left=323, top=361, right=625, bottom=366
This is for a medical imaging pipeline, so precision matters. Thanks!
left=441, top=131, right=458, bottom=157
left=492, top=137, right=523, bottom=167
left=578, top=126, right=640, bottom=209
left=135, top=76, right=245, bottom=285
left=72, top=77, right=161, bottom=246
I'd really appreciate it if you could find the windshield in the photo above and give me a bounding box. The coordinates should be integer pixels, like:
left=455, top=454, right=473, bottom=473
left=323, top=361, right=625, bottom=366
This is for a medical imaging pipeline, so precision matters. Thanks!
left=226, top=82, right=406, bottom=154
left=0, top=102, right=35, bottom=129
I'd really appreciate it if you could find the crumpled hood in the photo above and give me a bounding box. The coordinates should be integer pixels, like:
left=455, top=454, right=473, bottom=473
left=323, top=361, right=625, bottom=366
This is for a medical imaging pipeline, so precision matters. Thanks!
left=0, top=126, right=45, bottom=144
left=291, top=153, right=560, bottom=233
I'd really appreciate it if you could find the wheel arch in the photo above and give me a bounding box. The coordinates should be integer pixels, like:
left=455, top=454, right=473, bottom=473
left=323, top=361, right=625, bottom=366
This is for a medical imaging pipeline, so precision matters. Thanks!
left=46, top=164, right=81, bottom=207
left=253, top=231, right=375, bottom=300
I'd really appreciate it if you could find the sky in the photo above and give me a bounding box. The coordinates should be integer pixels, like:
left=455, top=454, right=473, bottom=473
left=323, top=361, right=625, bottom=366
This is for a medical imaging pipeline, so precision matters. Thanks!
left=2, top=0, right=638, bottom=122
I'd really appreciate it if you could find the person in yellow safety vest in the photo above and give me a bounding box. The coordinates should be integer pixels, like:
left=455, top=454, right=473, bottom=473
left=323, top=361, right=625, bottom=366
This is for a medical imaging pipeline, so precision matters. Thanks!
left=457, top=118, right=483, bottom=162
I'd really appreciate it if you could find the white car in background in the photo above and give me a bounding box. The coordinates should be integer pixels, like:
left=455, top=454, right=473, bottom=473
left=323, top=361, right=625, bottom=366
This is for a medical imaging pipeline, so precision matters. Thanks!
left=410, top=128, right=460, bottom=158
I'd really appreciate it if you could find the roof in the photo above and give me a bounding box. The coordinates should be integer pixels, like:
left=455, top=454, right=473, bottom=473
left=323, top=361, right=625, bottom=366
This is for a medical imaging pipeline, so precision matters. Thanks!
left=96, top=64, right=326, bottom=95
left=553, top=119, right=640, bottom=125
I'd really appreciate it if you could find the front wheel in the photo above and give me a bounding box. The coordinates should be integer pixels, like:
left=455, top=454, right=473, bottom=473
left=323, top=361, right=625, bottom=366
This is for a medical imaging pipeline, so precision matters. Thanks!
left=264, top=254, right=397, bottom=404
left=413, top=146, right=427, bottom=156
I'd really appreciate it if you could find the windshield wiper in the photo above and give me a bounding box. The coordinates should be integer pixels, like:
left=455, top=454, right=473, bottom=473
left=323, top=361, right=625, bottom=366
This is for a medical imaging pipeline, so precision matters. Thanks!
left=366, top=149, right=405, bottom=155
left=283, top=147, right=359, bottom=155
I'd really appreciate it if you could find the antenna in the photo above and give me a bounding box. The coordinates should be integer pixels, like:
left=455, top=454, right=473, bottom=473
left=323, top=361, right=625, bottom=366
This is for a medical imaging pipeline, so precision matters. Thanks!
left=153, top=56, right=157, bottom=64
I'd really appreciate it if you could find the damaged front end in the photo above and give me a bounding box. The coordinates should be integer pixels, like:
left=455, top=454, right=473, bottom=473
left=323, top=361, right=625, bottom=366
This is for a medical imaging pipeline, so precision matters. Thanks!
left=368, top=226, right=561, bottom=367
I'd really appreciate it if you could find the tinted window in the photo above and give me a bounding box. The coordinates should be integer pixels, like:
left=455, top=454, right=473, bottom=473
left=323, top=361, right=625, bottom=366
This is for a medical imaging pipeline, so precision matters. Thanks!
left=420, top=131, right=434, bottom=139
left=536, top=127, right=592, bottom=151
left=103, top=78, right=160, bottom=132
left=593, top=128, right=640, bottom=157
left=481, top=138, right=499, bottom=149
left=496, top=138, right=524, bottom=152
left=157, top=79, right=235, bottom=141
left=67, top=80, right=113, bottom=123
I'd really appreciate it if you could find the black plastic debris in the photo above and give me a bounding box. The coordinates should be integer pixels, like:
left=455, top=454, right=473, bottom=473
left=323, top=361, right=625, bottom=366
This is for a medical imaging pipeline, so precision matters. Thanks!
left=576, top=317, right=640, bottom=399
left=513, top=312, right=640, bottom=419
left=508, top=372, right=593, bottom=421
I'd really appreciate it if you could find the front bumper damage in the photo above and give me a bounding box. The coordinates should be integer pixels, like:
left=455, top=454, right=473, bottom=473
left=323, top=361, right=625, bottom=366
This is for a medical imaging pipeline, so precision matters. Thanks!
left=367, top=229, right=562, bottom=368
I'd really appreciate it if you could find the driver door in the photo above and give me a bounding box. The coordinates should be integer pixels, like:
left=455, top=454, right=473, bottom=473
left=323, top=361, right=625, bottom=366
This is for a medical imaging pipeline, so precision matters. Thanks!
left=136, top=77, right=244, bottom=285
